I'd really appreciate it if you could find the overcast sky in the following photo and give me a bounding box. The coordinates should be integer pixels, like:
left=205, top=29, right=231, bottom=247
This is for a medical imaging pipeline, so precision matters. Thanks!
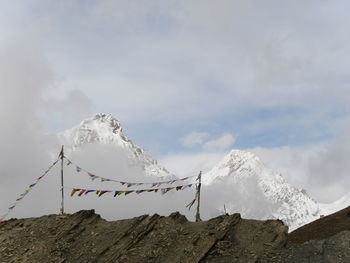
left=1, top=0, right=350, bottom=219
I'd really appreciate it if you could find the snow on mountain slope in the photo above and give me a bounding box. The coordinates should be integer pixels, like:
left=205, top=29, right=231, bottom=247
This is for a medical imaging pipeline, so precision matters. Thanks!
left=60, top=113, right=172, bottom=179
left=319, top=192, right=350, bottom=216
left=202, top=150, right=322, bottom=231
left=59, top=113, right=348, bottom=231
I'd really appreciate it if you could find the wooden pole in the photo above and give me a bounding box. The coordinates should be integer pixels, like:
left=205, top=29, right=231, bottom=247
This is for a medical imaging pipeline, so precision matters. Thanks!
left=195, top=171, right=202, bottom=222
left=60, top=145, right=64, bottom=215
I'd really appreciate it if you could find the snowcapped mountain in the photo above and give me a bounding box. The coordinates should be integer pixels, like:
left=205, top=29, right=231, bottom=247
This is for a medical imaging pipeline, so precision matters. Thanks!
left=60, top=113, right=172, bottom=179
left=59, top=113, right=349, bottom=231
left=202, top=150, right=323, bottom=231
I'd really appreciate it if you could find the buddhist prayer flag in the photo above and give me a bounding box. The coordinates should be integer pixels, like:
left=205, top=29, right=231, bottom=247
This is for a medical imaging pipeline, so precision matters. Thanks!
left=78, top=189, right=87, bottom=196
left=98, top=191, right=110, bottom=197
left=70, top=188, right=80, bottom=197
left=88, top=173, right=98, bottom=180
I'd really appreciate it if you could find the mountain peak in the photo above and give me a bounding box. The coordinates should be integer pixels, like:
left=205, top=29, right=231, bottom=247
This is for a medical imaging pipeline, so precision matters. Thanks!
left=60, top=113, right=172, bottom=178
left=90, top=113, right=122, bottom=134
left=203, top=148, right=321, bottom=231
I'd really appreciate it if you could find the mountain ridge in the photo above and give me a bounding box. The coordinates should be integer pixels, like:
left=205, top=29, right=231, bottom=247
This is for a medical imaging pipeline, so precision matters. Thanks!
left=1, top=209, right=349, bottom=262
left=58, top=113, right=350, bottom=231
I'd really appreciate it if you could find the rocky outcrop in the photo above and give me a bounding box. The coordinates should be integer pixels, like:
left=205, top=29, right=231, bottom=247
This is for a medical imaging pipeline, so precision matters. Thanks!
left=0, top=209, right=349, bottom=263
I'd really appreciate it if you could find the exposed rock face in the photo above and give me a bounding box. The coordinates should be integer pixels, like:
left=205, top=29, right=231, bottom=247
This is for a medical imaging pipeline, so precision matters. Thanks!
left=0, top=209, right=349, bottom=263
left=0, top=210, right=287, bottom=263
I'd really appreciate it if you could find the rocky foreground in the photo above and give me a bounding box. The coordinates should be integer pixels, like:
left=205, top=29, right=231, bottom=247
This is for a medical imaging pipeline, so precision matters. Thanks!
left=0, top=207, right=349, bottom=263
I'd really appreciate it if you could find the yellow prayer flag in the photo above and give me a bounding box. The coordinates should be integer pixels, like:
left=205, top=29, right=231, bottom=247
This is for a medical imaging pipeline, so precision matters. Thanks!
left=70, top=188, right=79, bottom=197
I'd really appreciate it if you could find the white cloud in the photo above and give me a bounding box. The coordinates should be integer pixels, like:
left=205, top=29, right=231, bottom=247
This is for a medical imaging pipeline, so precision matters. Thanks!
left=179, top=131, right=209, bottom=148
left=4, top=0, right=350, bottom=126
left=161, top=151, right=226, bottom=177
left=203, top=133, right=236, bottom=151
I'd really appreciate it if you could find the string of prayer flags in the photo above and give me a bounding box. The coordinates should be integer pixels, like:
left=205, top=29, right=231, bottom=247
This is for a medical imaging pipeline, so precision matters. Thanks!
left=64, top=156, right=198, bottom=188
left=69, top=183, right=195, bottom=199
left=0, top=158, right=60, bottom=222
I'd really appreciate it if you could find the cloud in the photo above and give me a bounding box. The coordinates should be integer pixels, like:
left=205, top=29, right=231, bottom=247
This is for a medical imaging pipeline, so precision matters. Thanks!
left=203, top=133, right=236, bottom=151
left=0, top=36, right=94, bottom=219
left=161, top=151, right=226, bottom=177
left=179, top=131, right=209, bottom=148
left=5, top=0, right=349, bottom=127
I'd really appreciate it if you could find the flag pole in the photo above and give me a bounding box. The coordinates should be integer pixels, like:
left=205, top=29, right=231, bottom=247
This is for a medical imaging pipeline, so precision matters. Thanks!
left=195, top=171, right=202, bottom=222
left=59, top=145, right=65, bottom=215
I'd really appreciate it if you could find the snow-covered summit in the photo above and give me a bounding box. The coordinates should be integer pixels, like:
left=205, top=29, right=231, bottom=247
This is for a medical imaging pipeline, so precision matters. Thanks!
left=203, top=149, right=322, bottom=231
left=60, top=113, right=172, bottom=178
left=59, top=115, right=348, bottom=231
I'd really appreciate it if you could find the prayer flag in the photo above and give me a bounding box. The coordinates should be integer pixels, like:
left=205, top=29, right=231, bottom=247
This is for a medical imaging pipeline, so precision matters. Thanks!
left=78, top=189, right=87, bottom=196
left=29, top=183, right=36, bottom=188
left=176, top=186, right=182, bottom=191
left=9, top=206, right=15, bottom=210
left=70, top=188, right=80, bottom=197
left=186, top=198, right=196, bottom=210
left=117, top=191, right=125, bottom=196
left=136, top=190, right=145, bottom=194
left=101, top=178, right=110, bottom=182
left=88, top=173, right=97, bottom=180
left=67, top=160, right=72, bottom=166
left=98, top=191, right=110, bottom=197
left=76, top=166, right=82, bottom=172
left=84, top=190, right=95, bottom=195
left=125, top=191, right=134, bottom=195
left=16, top=197, right=23, bottom=201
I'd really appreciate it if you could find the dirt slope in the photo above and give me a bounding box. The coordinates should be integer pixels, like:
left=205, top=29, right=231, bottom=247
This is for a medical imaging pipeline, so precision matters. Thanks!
left=289, top=206, right=350, bottom=244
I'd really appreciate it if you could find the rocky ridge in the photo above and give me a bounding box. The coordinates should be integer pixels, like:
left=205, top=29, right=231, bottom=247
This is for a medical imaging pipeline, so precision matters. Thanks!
left=0, top=209, right=349, bottom=263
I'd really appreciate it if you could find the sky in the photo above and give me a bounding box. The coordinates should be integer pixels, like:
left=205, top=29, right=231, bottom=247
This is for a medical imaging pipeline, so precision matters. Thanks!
left=1, top=0, right=350, bottom=220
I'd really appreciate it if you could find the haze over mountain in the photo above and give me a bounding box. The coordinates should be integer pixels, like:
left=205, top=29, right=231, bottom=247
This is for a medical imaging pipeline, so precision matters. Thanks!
left=59, top=113, right=350, bottom=231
